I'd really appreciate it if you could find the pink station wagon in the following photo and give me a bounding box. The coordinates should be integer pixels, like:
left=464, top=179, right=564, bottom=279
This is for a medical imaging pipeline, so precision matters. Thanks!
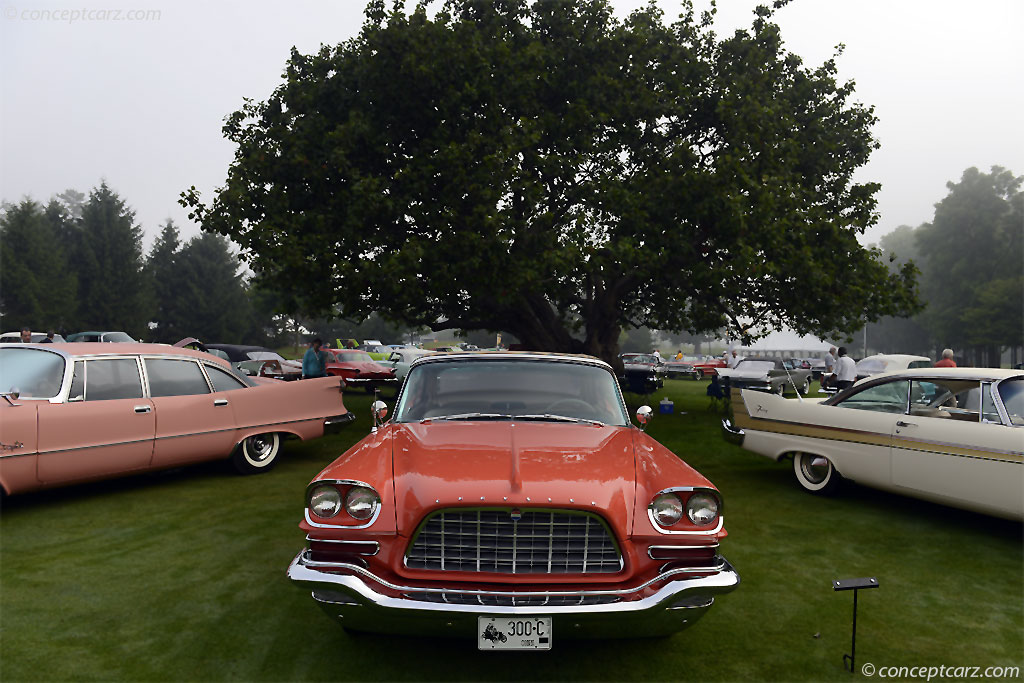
left=0, top=343, right=353, bottom=497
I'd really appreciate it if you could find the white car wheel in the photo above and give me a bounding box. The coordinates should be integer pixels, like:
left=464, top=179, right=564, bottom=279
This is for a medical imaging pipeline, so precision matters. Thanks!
left=799, top=378, right=810, bottom=395
left=232, top=433, right=280, bottom=474
left=792, top=452, right=840, bottom=494
left=775, top=382, right=785, bottom=396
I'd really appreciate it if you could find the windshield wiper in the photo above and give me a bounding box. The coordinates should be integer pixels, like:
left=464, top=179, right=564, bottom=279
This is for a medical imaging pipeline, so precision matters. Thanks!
left=515, top=414, right=604, bottom=426
left=423, top=413, right=511, bottom=422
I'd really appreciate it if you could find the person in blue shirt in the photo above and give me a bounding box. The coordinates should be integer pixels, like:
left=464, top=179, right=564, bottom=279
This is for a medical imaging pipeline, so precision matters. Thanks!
left=302, top=338, right=328, bottom=379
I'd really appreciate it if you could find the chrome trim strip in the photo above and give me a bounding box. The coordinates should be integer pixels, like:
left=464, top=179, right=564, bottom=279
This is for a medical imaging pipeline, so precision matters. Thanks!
left=4, top=415, right=326, bottom=460
left=304, top=536, right=380, bottom=556
left=304, top=479, right=382, bottom=529
left=743, top=415, right=1024, bottom=461
left=647, top=543, right=720, bottom=560
left=647, top=511, right=725, bottom=536
left=293, top=553, right=729, bottom=598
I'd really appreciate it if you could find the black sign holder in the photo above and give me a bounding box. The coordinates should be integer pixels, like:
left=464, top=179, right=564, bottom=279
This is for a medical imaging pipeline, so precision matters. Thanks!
left=833, top=577, right=879, bottom=673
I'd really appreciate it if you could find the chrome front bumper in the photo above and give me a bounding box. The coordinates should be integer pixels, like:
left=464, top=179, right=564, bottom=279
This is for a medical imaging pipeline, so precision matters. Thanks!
left=720, top=418, right=745, bottom=446
left=287, top=551, right=739, bottom=639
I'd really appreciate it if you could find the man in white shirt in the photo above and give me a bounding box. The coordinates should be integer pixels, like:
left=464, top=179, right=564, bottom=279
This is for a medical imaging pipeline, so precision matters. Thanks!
left=833, top=346, right=857, bottom=391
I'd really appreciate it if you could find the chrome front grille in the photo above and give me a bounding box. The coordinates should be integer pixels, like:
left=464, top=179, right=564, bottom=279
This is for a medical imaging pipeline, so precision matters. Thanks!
left=405, top=508, right=622, bottom=574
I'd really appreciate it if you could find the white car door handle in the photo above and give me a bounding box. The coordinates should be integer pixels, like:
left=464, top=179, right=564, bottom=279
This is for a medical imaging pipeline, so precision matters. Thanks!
left=134, top=405, right=151, bottom=414
left=214, top=399, right=229, bottom=407
left=896, top=420, right=916, bottom=427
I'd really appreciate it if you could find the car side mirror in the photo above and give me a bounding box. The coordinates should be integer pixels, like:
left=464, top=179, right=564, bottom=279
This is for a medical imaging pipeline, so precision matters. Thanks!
left=636, top=405, right=652, bottom=430
left=372, top=400, right=388, bottom=432
left=1, top=387, right=21, bottom=406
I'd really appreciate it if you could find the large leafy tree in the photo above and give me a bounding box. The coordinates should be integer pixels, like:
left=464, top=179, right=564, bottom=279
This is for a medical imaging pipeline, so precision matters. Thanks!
left=916, top=166, right=1022, bottom=366
left=183, top=0, right=919, bottom=364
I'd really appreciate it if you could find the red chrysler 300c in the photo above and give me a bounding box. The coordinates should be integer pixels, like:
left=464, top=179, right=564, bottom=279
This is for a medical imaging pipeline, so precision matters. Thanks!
left=288, top=353, right=739, bottom=648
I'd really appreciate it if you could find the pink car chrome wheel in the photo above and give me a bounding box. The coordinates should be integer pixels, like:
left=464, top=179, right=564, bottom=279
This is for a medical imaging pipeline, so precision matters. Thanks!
left=233, top=433, right=280, bottom=474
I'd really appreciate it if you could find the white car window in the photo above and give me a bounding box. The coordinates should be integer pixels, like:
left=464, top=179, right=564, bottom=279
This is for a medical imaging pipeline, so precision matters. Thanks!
left=997, top=379, right=1024, bottom=426
left=837, top=380, right=907, bottom=413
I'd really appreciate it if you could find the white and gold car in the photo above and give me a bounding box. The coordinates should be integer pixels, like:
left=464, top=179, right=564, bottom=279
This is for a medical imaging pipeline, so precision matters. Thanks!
left=721, top=368, right=1024, bottom=520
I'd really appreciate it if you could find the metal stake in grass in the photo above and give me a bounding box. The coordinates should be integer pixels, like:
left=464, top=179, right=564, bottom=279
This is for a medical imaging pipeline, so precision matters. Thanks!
left=833, top=577, right=879, bottom=673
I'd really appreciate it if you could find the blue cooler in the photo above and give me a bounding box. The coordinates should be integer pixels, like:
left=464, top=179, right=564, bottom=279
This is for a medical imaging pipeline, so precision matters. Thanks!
left=659, top=397, right=674, bottom=414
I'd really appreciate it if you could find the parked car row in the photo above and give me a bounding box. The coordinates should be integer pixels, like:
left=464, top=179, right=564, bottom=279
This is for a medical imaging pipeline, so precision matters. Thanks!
left=0, top=343, right=354, bottom=496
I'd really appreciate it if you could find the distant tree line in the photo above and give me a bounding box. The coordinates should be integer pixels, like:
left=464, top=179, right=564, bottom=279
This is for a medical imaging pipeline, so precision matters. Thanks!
left=0, top=183, right=274, bottom=344
left=868, top=166, right=1022, bottom=366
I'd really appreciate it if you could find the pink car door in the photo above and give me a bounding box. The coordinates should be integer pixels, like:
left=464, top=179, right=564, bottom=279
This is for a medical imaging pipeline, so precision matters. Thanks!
left=37, top=358, right=155, bottom=485
left=145, top=358, right=239, bottom=467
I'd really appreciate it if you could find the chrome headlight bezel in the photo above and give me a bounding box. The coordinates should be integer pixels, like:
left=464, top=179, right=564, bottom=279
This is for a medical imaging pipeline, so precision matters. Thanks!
left=649, top=492, right=684, bottom=527
left=344, top=485, right=380, bottom=521
left=309, top=484, right=342, bottom=519
left=686, top=492, right=720, bottom=526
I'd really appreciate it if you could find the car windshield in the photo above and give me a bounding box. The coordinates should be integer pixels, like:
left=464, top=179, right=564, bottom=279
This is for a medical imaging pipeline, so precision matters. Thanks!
left=623, top=354, right=657, bottom=364
left=856, top=358, right=888, bottom=375
left=394, top=359, right=629, bottom=426
left=102, top=332, right=135, bottom=343
left=246, top=351, right=284, bottom=362
left=735, top=360, right=774, bottom=373
left=337, top=351, right=374, bottom=363
left=0, top=347, right=66, bottom=398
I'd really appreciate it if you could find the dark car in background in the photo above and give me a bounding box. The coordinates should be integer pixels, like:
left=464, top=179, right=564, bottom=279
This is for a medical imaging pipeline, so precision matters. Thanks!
left=618, top=353, right=665, bottom=394
left=717, top=358, right=813, bottom=396
left=65, top=331, right=136, bottom=343
left=664, top=359, right=699, bottom=379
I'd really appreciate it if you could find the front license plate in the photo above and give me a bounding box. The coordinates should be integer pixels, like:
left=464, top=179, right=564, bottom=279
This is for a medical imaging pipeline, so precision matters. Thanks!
left=478, top=616, right=552, bottom=650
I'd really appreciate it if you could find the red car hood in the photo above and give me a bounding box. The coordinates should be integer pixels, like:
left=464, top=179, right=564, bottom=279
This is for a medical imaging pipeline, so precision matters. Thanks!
left=391, top=421, right=636, bottom=536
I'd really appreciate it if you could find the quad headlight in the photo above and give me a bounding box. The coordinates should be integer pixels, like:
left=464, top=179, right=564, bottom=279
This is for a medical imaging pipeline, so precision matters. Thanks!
left=686, top=492, right=720, bottom=526
left=344, top=486, right=380, bottom=520
left=650, top=490, right=721, bottom=528
left=650, top=493, right=684, bottom=527
left=309, top=485, right=342, bottom=518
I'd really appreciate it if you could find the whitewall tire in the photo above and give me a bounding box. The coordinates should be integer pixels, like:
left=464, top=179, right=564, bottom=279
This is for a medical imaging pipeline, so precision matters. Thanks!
left=792, top=452, right=841, bottom=494
left=232, top=433, right=281, bottom=474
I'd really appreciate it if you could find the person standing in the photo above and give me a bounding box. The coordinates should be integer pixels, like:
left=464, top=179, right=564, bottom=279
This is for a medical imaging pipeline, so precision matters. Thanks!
left=821, top=346, right=837, bottom=390
left=935, top=348, right=957, bottom=368
left=727, top=349, right=741, bottom=369
left=833, top=347, right=857, bottom=391
left=652, top=348, right=662, bottom=362
left=40, top=332, right=55, bottom=343
left=19, top=328, right=32, bottom=343
left=302, top=338, right=329, bottom=379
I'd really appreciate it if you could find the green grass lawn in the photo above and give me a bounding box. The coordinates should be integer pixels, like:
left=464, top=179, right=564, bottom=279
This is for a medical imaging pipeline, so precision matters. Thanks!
left=1, top=381, right=1021, bottom=681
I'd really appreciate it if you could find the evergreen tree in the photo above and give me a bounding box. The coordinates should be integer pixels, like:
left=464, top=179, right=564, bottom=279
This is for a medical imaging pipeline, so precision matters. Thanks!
left=0, top=199, right=77, bottom=332
left=173, top=233, right=251, bottom=343
left=146, top=220, right=185, bottom=343
left=76, top=183, right=150, bottom=337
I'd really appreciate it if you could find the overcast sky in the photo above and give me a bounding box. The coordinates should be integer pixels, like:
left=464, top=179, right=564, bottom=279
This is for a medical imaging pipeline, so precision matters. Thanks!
left=2, top=0, right=1021, bottom=252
